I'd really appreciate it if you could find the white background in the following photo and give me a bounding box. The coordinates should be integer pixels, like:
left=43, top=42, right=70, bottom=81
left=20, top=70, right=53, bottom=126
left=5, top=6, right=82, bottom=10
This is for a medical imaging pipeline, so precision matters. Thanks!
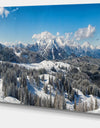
left=0, top=0, right=100, bottom=128
left=0, top=103, right=100, bottom=128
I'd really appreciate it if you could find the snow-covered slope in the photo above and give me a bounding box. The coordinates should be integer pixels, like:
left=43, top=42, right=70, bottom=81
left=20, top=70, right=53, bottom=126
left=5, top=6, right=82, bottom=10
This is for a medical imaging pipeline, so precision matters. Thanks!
left=0, top=60, right=100, bottom=112
left=0, top=79, right=20, bottom=104
left=88, top=108, right=100, bottom=114
left=28, top=74, right=100, bottom=111
left=74, top=88, right=100, bottom=107
left=17, top=60, right=71, bottom=72
left=4, top=97, right=20, bottom=104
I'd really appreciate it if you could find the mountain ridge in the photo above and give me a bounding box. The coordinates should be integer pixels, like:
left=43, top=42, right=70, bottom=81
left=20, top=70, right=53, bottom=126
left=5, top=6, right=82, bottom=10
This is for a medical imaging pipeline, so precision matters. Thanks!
left=0, top=31, right=100, bottom=60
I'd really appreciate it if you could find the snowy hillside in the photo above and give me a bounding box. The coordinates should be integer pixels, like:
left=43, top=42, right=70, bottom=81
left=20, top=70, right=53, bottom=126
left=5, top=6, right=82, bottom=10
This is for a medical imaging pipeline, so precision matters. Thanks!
left=1, top=72, right=100, bottom=111
left=0, top=79, right=20, bottom=104
left=18, top=60, right=71, bottom=72
left=88, top=108, right=100, bottom=114
left=0, top=59, right=100, bottom=113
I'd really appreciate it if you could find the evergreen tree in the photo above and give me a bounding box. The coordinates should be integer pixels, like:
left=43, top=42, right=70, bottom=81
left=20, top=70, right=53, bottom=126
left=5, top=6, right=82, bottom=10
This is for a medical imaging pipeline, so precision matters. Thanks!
left=74, top=98, right=77, bottom=111
left=95, top=98, right=98, bottom=110
left=49, top=87, right=52, bottom=108
left=54, top=90, right=58, bottom=109
left=90, top=98, right=94, bottom=111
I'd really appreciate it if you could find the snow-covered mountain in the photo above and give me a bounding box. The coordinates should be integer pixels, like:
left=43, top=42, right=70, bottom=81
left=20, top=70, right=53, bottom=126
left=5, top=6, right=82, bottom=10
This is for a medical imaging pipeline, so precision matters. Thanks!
left=28, top=32, right=68, bottom=60
left=0, top=43, right=44, bottom=63
left=96, top=45, right=100, bottom=49
left=26, top=32, right=100, bottom=59
left=27, top=32, right=100, bottom=59
left=1, top=31, right=100, bottom=60
left=81, top=41, right=94, bottom=51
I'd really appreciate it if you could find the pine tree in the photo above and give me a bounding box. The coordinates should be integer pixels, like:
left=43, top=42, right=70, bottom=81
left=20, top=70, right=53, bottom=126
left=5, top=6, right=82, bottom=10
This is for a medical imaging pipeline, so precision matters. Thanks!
left=41, top=74, right=44, bottom=81
left=44, top=85, right=48, bottom=94
left=95, top=98, right=98, bottom=110
left=59, top=95, right=63, bottom=110
left=23, top=86, right=29, bottom=105
left=84, top=102, right=88, bottom=112
left=36, top=95, right=40, bottom=106
left=74, top=98, right=77, bottom=111
left=54, top=90, right=58, bottom=109
left=63, top=95, right=66, bottom=109
left=90, top=97, right=94, bottom=111
left=49, top=87, right=52, bottom=108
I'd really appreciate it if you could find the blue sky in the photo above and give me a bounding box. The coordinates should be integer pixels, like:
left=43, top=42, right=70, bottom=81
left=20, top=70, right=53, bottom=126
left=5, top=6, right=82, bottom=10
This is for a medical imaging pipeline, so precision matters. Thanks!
left=0, top=4, right=100, bottom=46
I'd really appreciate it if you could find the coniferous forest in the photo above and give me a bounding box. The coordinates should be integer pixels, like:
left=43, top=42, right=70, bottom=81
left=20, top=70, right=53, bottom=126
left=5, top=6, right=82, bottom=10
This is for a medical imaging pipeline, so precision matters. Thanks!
left=0, top=56, right=100, bottom=113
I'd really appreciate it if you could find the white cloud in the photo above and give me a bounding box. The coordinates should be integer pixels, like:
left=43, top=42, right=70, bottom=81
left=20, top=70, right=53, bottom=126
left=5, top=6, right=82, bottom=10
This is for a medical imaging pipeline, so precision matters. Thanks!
left=56, top=32, right=60, bottom=36
left=32, top=25, right=96, bottom=46
left=0, top=7, right=10, bottom=18
left=65, top=32, right=72, bottom=40
left=4, top=9, right=10, bottom=18
left=32, top=31, right=55, bottom=40
left=74, top=24, right=96, bottom=40
left=0, top=7, right=19, bottom=18
left=12, top=8, right=19, bottom=12
left=0, top=7, right=4, bottom=18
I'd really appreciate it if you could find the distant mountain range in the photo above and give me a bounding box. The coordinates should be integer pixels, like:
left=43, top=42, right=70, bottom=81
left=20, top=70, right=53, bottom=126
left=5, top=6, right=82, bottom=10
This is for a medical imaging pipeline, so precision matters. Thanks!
left=0, top=31, right=100, bottom=62
left=0, top=44, right=44, bottom=63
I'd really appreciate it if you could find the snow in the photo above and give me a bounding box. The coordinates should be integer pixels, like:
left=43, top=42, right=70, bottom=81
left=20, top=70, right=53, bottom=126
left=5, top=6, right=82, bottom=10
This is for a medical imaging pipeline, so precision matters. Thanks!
left=40, top=74, right=55, bottom=84
left=1, top=31, right=100, bottom=60
left=0, top=71, right=100, bottom=112
left=73, top=88, right=100, bottom=110
left=81, top=41, right=94, bottom=50
left=15, top=51, right=21, bottom=57
left=17, top=60, right=71, bottom=72
left=27, top=74, right=56, bottom=103
left=4, top=97, right=20, bottom=104
left=55, top=62, right=70, bottom=69
left=56, top=36, right=65, bottom=48
left=88, top=108, right=100, bottom=114
left=42, top=40, right=57, bottom=57
left=0, top=79, right=4, bottom=102
left=0, top=79, right=20, bottom=104
left=34, top=86, right=55, bottom=102
left=0, top=60, right=100, bottom=112
left=28, top=73, right=74, bottom=108
left=64, top=92, right=74, bottom=110
left=65, top=40, right=81, bottom=49
left=52, top=48, right=55, bottom=60
left=1, top=73, right=100, bottom=112
left=0, top=41, right=27, bottom=48
left=29, top=73, right=100, bottom=111
left=81, top=41, right=90, bottom=48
